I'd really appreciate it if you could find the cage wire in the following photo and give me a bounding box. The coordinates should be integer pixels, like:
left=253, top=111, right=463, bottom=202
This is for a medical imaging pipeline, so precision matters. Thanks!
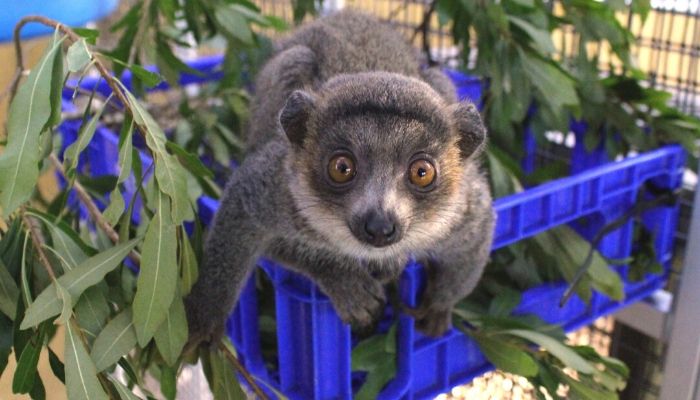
left=251, top=1, right=698, bottom=398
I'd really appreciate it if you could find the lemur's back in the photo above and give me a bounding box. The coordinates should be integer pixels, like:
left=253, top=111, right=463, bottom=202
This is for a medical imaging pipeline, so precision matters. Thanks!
left=278, top=10, right=421, bottom=80
left=246, top=10, right=424, bottom=151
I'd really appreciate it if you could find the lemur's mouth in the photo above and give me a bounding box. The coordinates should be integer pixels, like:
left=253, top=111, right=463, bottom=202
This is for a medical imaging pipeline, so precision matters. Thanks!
left=349, top=210, right=403, bottom=248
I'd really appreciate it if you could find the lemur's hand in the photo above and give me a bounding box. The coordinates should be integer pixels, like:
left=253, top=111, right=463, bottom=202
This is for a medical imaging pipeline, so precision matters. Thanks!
left=319, top=272, right=386, bottom=329
left=402, top=299, right=453, bottom=338
left=183, top=297, right=226, bottom=353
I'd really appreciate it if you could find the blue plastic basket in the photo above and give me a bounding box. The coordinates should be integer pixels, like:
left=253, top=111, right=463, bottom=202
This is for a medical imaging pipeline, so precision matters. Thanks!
left=1, top=1, right=119, bottom=42
left=59, top=56, right=685, bottom=399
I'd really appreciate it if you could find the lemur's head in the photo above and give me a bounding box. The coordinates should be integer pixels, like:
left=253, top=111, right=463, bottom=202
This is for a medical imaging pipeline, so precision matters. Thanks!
left=280, top=72, right=486, bottom=260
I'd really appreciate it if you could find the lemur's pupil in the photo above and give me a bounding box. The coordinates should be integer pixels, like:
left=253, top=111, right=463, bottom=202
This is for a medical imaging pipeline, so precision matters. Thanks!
left=340, top=164, right=348, bottom=173
left=418, top=168, right=426, bottom=177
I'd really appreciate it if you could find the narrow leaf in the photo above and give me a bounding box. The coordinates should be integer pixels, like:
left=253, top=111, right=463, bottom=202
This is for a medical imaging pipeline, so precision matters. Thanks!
left=0, top=258, right=19, bottom=320
left=215, top=5, right=254, bottom=44
left=103, top=189, right=126, bottom=227
left=154, top=285, right=188, bottom=366
left=65, top=321, right=109, bottom=400
left=211, top=350, right=246, bottom=400
left=26, top=209, right=96, bottom=271
left=91, top=309, right=138, bottom=372
left=12, top=324, right=45, bottom=394
left=63, top=94, right=114, bottom=178
left=48, top=347, right=65, bottom=384
left=166, top=141, right=214, bottom=179
left=504, top=329, right=595, bottom=374
left=0, top=29, right=64, bottom=217
left=74, top=286, right=110, bottom=340
left=179, top=226, right=198, bottom=295
left=160, top=365, right=177, bottom=400
left=54, top=280, right=73, bottom=325
left=72, top=28, right=100, bottom=45
left=471, top=332, right=539, bottom=377
left=21, top=237, right=141, bottom=329
left=133, top=188, right=178, bottom=346
left=110, top=376, right=144, bottom=400
left=67, top=38, right=92, bottom=72
left=125, top=90, right=191, bottom=224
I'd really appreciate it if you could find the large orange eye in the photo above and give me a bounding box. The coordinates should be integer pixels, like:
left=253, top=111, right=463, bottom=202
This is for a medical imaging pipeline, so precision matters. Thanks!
left=328, top=155, right=356, bottom=183
left=409, top=159, right=436, bottom=187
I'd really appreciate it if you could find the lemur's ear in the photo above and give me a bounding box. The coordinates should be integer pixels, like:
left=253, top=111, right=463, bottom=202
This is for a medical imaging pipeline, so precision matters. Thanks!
left=448, top=101, right=486, bottom=159
left=280, top=90, right=315, bottom=148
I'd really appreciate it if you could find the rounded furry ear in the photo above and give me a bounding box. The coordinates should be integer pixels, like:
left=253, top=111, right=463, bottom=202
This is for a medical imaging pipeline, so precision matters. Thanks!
left=448, top=101, right=486, bottom=159
left=280, top=90, right=315, bottom=148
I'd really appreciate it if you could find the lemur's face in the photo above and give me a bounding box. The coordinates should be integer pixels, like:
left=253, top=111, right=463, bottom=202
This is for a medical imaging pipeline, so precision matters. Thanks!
left=280, top=73, right=485, bottom=260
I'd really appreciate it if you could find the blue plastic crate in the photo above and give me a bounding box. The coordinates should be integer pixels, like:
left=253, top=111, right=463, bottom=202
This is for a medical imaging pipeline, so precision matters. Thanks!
left=197, top=144, right=683, bottom=400
left=1, top=0, right=118, bottom=42
left=59, top=56, right=685, bottom=399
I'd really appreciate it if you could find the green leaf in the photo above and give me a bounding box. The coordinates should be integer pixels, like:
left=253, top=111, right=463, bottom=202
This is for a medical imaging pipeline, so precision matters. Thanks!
left=503, top=329, right=594, bottom=373
left=12, top=323, right=45, bottom=394
left=72, top=28, right=100, bottom=45
left=25, top=209, right=96, bottom=271
left=215, top=5, right=254, bottom=44
left=561, top=373, right=617, bottom=400
left=67, top=38, right=92, bottom=72
left=154, top=285, right=188, bottom=366
left=125, top=90, right=191, bottom=224
left=48, top=347, right=65, bottom=384
left=91, top=308, right=138, bottom=372
left=210, top=350, right=246, bottom=400
left=129, top=65, right=164, bottom=89
left=0, top=258, right=19, bottom=320
left=160, top=365, right=177, bottom=400
left=470, top=332, right=539, bottom=377
left=46, top=30, right=65, bottom=130
left=103, top=189, right=126, bottom=227
left=133, top=188, right=178, bottom=346
left=63, top=94, right=114, bottom=178
left=54, top=280, right=73, bottom=325
left=166, top=141, right=215, bottom=179
left=0, top=29, right=64, bottom=218
left=488, top=287, right=522, bottom=317
left=110, top=376, right=143, bottom=400
left=21, top=237, right=141, bottom=329
left=521, top=53, right=579, bottom=109
left=104, top=118, right=134, bottom=226
left=508, top=16, right=556, bottom=54
left=65, top=321, right=109, bottom=400
left=179, top=226, right=198, bottom=296
left=74, top=286, right=110, bottom=340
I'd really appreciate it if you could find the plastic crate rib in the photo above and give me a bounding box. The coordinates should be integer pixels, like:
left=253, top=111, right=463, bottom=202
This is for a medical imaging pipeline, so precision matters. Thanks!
left=59, top=56, right=685, bottom=399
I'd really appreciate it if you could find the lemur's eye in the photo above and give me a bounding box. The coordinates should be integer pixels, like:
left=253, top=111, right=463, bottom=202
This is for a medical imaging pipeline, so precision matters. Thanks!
left=328, top=155, right=356, bottom=183
left=409, top=159, right=436, bottom=187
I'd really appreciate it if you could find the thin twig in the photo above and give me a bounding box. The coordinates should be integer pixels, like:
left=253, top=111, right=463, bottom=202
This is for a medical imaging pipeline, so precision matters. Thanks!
left=48, top=154, right=142, bottom=266
left=19, top=205, right=56, bottom=280
left=20, top=206, right=116, bottom=399
left=12, top=16, right=153, bottom=157
left=218, top=342, right=270, bottom=400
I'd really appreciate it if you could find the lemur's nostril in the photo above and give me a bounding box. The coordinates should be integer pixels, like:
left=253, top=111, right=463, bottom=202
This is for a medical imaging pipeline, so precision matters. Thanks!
left=362, top=211, right=398, bottom=247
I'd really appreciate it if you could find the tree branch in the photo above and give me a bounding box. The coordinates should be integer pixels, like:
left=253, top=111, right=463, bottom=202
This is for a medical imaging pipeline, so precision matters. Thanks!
left=48, top=154, right=142, bottom=267
left=20, top=205, right=116, bottom=399
left=11, top=15, right=153, bottom=156
left=19, top=205, right=56, bottom=280
left=218, top=342, right=270, bottom=400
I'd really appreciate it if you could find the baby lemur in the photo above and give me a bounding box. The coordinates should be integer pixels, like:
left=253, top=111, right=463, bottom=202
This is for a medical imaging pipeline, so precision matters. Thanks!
left=185, top=9, right=495, bottom=347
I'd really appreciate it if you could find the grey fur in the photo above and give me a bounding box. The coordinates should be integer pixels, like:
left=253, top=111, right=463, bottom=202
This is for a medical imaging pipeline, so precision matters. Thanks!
left=184, top=9, right=495, bottom=348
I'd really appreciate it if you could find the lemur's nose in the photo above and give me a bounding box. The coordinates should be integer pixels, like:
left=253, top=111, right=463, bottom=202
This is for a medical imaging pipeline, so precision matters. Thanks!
left=363, top=211, right=398, bottom=247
